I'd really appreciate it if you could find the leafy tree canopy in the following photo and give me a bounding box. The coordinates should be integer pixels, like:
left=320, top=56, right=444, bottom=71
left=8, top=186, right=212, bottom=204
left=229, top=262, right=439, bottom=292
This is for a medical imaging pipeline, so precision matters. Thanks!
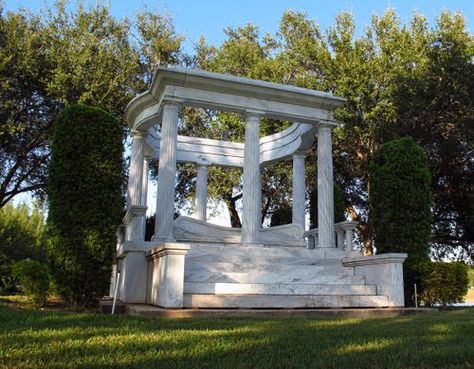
left=1, top=2, right=472, bottom=263
left=0, top=0, right=183, bottom=207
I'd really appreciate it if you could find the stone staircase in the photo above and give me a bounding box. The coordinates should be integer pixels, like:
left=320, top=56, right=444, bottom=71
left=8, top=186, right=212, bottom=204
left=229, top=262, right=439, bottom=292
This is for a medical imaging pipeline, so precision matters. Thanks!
left=182, top=243, right=389, bottom=308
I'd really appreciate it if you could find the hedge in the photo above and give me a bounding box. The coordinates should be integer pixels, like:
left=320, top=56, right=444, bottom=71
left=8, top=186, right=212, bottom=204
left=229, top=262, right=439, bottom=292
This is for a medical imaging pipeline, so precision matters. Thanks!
left=419, top=261, right=469, bottom=307
left=46, top=104, right=124, bottom=307
left=370, top=137, right=432, bottom=305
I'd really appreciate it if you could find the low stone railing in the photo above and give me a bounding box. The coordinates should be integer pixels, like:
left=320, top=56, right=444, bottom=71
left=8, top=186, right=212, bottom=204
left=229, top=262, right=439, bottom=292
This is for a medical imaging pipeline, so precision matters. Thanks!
left=305, top=220, right=358, bottom=250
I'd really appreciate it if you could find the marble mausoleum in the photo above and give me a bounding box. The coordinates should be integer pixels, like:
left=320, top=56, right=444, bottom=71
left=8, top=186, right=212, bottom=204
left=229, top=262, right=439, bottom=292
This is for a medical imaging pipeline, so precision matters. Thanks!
left=112, top=66, right=407, bottom=309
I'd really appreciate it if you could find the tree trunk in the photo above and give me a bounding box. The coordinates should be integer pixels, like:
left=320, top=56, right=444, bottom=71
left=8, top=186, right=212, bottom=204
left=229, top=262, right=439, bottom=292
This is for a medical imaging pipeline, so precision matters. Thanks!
left=348, top=206, right=373, bottom=255
left=361, top=223, right=374, bottom=256
left=224, top=192, right=242, bottom=228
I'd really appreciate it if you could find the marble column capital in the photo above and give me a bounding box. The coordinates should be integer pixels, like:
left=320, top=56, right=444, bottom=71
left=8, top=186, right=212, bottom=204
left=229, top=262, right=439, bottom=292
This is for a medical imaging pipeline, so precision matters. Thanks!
left=243, top=110, right=263, bottom=121
left=317, top=122, right=336, bottom=131
left=131, top=129, right=148, bottom=140
left=293, top=150, right=307, bottom=159
left=162, top=101, right=182, bottom=112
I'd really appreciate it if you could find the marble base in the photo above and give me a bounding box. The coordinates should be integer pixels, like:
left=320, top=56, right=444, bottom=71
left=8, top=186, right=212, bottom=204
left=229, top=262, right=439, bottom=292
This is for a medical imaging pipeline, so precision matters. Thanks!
left=115, top=240, right=405, bottom=309
left=184, top=294, right=389, bottom=309
left=117, top=251, right=147, bottom=303
left=146, top=243, right=190, bottom=308
left=343, top=253, right=407, bottom=307
left=184, top=282, right=376, bottom=296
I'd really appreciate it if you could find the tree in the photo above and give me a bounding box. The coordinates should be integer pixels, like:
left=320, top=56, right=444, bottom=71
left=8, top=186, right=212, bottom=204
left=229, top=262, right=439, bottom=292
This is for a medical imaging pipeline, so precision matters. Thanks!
left=0, top=9, right=56, bottom=206
left=392, top=12, right=474, bottom=263
left=270, top=206, right=292, bottom=227
left=0, top=1, right=184, bottom=207
left=0, top=203, right=46, bottom=292
left=370, top=137, right=432, bottom=304
left=47, top=104, right=124, bottom=307
left=0, top=203, right=46, bottom=262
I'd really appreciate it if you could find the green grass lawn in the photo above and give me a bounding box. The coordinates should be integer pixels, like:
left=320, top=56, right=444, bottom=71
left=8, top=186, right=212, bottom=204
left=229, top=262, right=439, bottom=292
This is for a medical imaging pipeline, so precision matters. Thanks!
left=0, top=298, right=473, bottom=369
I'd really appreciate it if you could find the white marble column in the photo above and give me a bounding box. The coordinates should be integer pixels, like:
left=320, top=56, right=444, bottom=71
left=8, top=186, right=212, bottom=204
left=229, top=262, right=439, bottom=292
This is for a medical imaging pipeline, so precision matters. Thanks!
left=241, top=112, right=262, bottom=245
left=194, top=164, right=208, bottom=221
left=140, top=158, right=149, bottom=240
left=128, top=130, right=146, bottom=208
left=141, top=158, right=149, bottom=207
left=317, top=123, right=335, bottom=248
left=155, top=102, right=180, bottom=242
left=292, top=151, right=306, bottom=229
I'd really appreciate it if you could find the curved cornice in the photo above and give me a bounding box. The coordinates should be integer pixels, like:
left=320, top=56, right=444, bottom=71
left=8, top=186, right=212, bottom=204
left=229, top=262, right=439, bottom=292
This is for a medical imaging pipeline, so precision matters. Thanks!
left=125, top=66, right=346, bottom=130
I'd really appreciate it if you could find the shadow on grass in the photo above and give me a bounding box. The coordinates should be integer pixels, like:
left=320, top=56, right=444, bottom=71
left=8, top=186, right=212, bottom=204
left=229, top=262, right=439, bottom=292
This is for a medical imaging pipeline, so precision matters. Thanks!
left=1, top=305, right=473, bottom=369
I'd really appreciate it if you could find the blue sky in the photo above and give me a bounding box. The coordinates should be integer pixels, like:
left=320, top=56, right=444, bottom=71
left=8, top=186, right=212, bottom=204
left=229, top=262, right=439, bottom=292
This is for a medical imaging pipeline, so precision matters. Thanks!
left=4, top=0, right=473, bottom=53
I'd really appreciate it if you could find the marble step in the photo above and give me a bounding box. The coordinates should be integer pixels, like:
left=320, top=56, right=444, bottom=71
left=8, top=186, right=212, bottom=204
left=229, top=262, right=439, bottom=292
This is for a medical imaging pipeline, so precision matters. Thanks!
left=184, top=269, right=365, bottom=285
left=186, top=256, right=348, bottom=267
left=185, top=260, right=351, bottom=274
left=183, top=294, right=389, bottom=308
left=184, top=282, right=377, bottom=296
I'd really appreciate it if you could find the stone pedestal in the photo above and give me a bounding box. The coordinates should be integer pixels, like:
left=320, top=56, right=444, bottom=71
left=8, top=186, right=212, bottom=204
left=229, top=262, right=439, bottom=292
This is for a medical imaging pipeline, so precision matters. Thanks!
left=317, top=124, right=335, bottom=247
left=118, top=250, right=148, bottom=303
left=292, top=152, right=306, bottom=228
left=194, top=164, right=208, bottom=221
left=146, top=243, right=190, bottom=308
left=241, top=112, right=261, bottom=245
left=343, top=253, right=408, bottom=307
left=155, top=102, right=180, bottom=242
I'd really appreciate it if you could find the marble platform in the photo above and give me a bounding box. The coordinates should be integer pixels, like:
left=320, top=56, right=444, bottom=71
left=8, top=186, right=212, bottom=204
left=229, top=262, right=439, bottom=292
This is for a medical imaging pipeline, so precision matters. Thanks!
left=180, top=243, right=385, bottom=308
left=116, top=241, right=406, bottom=309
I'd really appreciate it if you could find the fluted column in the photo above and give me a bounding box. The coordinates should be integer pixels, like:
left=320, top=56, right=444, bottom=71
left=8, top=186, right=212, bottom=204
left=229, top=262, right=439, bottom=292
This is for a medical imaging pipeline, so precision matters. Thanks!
left=139, top=158, right=149, bottom=240
left=128, top=130, right=146, bottom=208
left=241, top=112, right=261, bottom=245
left=292, top=151, right=306, bottom=229
left=141, top=158, right=149, bottom=207
left=317, top=123, right=335, bottom=247
left=194, top=164, right=208, bottom=221
left=155, top=102, right=180, bottom=242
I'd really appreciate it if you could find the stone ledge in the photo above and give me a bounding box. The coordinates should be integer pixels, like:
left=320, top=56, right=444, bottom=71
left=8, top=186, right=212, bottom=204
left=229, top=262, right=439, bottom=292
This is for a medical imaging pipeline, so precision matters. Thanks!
left=342, top=253, right=408, bottom=267
left=122, top=205, right=147, bottom=227
left=146, top=243, right=191, bottom=259
left=117, top=240, right=156, bottom=257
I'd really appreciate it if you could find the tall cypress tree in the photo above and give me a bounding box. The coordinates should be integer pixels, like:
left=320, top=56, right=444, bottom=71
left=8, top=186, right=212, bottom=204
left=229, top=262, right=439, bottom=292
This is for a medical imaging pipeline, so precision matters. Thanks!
left=370, top=137, right=432, bottom=305
left=47, top=104, right=124, bottom=307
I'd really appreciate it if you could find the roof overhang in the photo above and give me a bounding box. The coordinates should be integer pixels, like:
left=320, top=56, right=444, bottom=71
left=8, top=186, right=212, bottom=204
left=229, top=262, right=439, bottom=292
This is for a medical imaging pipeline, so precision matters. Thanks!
left=125, top=66, right=346, bottom=130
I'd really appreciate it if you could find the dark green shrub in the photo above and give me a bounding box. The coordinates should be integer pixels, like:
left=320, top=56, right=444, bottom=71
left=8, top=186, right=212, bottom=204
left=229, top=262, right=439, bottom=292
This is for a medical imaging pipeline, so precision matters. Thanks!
left=270, top=206, right=292, bottom=227
left=0, top=204, right=47, bottom=294
left=370, top=137, right=432, bottom=305
left=309, top=184, right=346, bottom=228
left=419, top=261, right=469, bottom=307
left=47, top=104, right=124, bottom=307
left=12, top=259, right=50, bottom=305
